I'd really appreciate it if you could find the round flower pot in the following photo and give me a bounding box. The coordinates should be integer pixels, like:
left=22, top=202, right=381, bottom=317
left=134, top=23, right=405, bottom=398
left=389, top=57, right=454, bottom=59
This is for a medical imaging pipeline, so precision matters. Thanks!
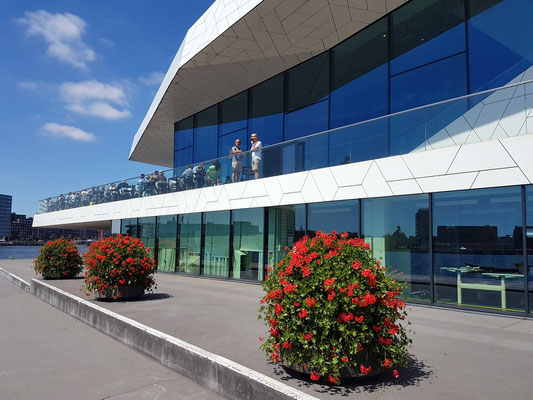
left=282, top=350, right=384, bottom=380
left=98, top=286, right=144, bottom=300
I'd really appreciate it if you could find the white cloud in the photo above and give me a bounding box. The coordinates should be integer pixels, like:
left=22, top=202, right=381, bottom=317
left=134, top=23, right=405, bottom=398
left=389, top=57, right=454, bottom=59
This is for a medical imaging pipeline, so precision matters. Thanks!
left=139, top=71, right=165, bottom=86
left=59, top=80, right=131, bottom=120
left=15, top=10, right=95, bottom=70
left=18, top=81, right=38, bottom=90
left=43, top=122, right=96, bottom=141
left=98, top=37, right=114, bottom=47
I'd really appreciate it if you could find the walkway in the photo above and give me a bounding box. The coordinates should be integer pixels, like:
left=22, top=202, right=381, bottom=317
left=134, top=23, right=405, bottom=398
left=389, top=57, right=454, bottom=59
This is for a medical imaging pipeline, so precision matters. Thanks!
left=2, top=259, right=533, bottom=400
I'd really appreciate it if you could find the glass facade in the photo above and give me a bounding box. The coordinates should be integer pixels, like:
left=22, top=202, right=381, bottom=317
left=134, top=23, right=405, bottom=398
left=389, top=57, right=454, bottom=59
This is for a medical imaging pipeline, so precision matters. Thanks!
left=121, top=184, right=533, bottom=315
left=202, top=211, right=230, bottom=278
left=121, top=218, right=138, bottom=237
left=232, top=208, right=264, bottom=281
left=178, top=213, right=201, bottom=274
left=362, top=195, right=430, bottom=300
left=433, top=187, right=524, bottom=312
left=173, top=0, right=533, bottom=171
left=157, top=215, right=177, bottom=272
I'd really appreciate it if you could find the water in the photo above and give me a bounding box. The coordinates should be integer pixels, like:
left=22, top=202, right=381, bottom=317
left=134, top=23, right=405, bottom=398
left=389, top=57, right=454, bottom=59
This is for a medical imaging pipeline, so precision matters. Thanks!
left=0, top=246, right=89, bottom=260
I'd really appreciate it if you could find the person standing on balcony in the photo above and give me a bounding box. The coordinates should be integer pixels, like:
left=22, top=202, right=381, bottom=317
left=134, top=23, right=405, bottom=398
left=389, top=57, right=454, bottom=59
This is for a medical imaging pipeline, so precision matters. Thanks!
left=231, top=138, right=243, bottom=182
left=250, top=133, right=262, bottom=179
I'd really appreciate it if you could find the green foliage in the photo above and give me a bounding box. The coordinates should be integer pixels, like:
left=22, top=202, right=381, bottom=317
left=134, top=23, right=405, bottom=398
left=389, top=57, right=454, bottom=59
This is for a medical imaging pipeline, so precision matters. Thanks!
left=258, top=231, right=411, bottom=383
left=34, top=239, right=83, bottom=279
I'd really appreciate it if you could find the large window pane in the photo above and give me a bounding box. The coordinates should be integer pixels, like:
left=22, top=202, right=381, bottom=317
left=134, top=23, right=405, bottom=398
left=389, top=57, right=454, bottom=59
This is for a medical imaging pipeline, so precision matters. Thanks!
left=330, top=19, right=388, bottom=128
left=308, top=200, right=359, bottom=238
left=232, top=208, right=264, bottom=281
left=391, top=0, right=465, bottom=69
left=174, top=116, right=193, bottom=151
left=249, top=75, right=284, bottom=147
left=203, top=211, right=230, bottom=277
left=267, top=205, right=306, bottom=267
left=284, top=100, right=329, bottom=141
left=433, top=187, right=524, bottom=312
left=174, top=147, right=193, bottom=169
left=286, top=52, right=329, bottom=112
left=526, top=185, right=533, bottom=313
left=362, top=195, right=430, bottom=301
left=468, top=0, right=533, bottom=91
left=219, top=92, right=247, bottom=136
left=157, top=215, right=177, bottom=272
left=194, top=105, right=218, bottom=162
left=178, top=213, right=201, bottom=274
left=121, top=218, right=138, bottom=237
left=138, top=217, right=156, bottom=255
left=391, top=53, right=467, bottom=113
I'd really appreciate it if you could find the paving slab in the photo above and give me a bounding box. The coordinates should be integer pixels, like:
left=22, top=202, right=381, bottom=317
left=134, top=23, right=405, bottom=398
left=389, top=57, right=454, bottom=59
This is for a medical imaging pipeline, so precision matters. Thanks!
left=2, top=259, right=533, bottom=400
left=0, top=275, right=222, bottom=400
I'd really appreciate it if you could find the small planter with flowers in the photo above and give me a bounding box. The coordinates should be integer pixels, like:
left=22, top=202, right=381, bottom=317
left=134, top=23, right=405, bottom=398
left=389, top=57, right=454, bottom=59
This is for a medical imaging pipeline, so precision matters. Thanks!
left=84, top=235, right=156, bottom=300
left=258, top=231, right=411, bottom=384
left=34, top=238, right=84, bottom=279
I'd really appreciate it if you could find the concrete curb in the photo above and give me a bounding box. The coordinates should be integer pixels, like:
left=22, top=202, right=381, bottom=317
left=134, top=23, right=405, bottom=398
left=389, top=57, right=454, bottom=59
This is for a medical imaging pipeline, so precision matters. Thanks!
left=29, top=278, right=318, bottom=400
left=0, top=267, right=31, bottom=292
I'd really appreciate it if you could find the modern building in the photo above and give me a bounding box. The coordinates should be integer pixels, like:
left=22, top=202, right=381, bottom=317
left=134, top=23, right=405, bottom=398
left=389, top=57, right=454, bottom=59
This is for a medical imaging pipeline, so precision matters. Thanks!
left=11, top=213, right=36, bottom=241
left=34, top=0, right=533, bottom=315
left=0, top=194, right=12, bottom=239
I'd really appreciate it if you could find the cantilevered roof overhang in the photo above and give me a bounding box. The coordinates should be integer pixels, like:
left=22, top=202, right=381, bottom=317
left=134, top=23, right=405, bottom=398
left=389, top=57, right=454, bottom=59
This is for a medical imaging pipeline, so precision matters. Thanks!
left=129, top=0, right=408, bottom=167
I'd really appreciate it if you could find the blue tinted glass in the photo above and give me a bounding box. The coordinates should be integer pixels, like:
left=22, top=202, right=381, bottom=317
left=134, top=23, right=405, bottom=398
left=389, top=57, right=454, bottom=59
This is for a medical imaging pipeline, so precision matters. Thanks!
left=284, top=100, right=329, bottom=141
left=468, top=0, right=533, bottom=91
left=391, top=23, right=466, bottom=75
left=249, top=75, right=284, bottom=147
left=174, top=116, right=193, bottom=151
left=391, top=53, right=467, bottom=112
left=329, top=118, right=388, bottom=165
left=286, top=52, right=329, bottom=112
left=526, top=185, right=533, bottom=312
left=218, top=128, right=247, bottom=158
left=330, top=64, right=389, bottom=129
left=219, top=92, right=247, bottom=136
left=390, top=108, right=426, bottom=156
left=281, top=134, right=328, bottom=174
left=174, top=147, right=193, bottom=168
left=193, top=105, right=218, bottom=162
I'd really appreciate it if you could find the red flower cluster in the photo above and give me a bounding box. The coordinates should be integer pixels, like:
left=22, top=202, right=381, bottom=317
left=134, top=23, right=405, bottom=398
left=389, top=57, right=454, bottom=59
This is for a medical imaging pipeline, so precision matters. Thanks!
left=34, top=238, right=83, bottom=279
left=83, top=234, right=156, bottom=298
left=259, top=230, right=411, bottom=385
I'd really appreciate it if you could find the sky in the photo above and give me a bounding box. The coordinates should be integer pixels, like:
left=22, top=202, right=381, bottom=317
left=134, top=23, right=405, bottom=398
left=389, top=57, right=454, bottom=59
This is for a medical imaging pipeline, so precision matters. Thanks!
left=0, top=0, right=213, bottom=216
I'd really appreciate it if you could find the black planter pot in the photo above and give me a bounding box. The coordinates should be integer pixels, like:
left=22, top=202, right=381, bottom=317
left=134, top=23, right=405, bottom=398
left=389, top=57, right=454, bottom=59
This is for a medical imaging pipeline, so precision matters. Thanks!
left=98, top=286, right=145, bottom=300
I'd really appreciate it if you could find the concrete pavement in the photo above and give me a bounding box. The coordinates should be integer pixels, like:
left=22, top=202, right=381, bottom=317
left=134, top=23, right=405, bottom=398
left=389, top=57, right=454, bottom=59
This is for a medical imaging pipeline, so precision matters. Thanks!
left=0, top=276, right=222, bottom=400
left=2, top=259, right=533, bottom=399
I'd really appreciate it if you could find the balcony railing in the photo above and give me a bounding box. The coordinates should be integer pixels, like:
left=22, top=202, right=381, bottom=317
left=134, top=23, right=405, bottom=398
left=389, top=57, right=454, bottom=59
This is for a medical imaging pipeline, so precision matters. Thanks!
left=37, top=79, right=533, bottom=214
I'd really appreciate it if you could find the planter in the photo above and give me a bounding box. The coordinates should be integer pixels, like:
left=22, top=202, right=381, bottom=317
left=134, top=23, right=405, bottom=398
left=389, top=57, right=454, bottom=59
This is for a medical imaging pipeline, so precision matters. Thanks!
left=282, top=350, right=384, bottom=380
left=43, top=272, right=79, bottom=280
left=98, top=286, right=144, bottom=300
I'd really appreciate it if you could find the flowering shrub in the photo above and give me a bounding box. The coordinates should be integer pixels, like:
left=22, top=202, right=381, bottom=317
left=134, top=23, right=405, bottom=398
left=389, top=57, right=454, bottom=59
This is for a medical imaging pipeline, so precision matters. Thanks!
left=259, top=231, right=411, bottom=384
left=34, top=239, right=83, bottom=279
left=84, top=235, right=156, bottom=299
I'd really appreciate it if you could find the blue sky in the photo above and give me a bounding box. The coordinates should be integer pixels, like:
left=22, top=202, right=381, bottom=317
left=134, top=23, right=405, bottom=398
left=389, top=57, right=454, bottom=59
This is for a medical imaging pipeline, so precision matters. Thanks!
left=0, top=0, right=213, bottom=216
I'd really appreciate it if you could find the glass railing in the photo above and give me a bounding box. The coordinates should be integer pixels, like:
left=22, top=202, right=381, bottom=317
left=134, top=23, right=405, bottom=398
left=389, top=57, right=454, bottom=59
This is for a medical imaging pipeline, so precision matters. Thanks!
left=36, top=79, right=533, bottom=214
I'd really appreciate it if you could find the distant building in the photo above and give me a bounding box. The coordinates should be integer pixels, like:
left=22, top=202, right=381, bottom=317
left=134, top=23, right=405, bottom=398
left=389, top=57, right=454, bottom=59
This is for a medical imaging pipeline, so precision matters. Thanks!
left=0, top=194, right=11, bottom=239
left=10, top=212, right=101, bottom=242
left=10, top=213, right=35, bottom=241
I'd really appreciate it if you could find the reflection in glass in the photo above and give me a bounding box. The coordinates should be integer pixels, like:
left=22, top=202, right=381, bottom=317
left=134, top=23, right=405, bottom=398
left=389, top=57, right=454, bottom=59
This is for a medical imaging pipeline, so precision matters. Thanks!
left=219, top=92, right=247, bottom=136
left=194, top=105, right=218, bottom=162
left=267, top=205, right=306, bottom=267
left=526, top=185, right=533, bottom=313
left=203, top=211, right=230, bottom=277
left=362, top=195, right=430, bottom=301
left=157, top=215, right=177, bottom=272
left=308, top=200, right=359, bottom=238
left=178, top=213, right=201, bottom=274
left=232, top=208, right=264, bottom=281
left=330, top=19, right=388, bottom=128
left=174, top=116, right=193, bottom=151
left=433, top=187, right=524, bottom=311
left=121, top=218, right=138, bottom=237
left=286, top=52, right=329, bottom=112
left=138, top=217, right=156, bottom=255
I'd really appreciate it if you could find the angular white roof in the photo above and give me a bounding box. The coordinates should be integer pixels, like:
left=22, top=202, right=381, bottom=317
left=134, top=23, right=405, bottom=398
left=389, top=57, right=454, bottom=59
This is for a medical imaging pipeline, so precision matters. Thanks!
left=130, top=0, right=407, bottom=167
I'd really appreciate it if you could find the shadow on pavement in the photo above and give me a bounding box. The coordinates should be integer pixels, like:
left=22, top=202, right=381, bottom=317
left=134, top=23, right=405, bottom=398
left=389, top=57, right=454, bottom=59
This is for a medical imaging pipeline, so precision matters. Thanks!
left=96, top=293, right=173, bottom=303
left=272, top=356, right=433, bottom=395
